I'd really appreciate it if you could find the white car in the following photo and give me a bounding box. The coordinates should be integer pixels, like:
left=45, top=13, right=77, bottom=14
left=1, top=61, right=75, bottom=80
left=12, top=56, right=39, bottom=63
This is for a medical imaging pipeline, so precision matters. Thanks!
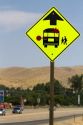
left=0, top=108, right=6, bottom=116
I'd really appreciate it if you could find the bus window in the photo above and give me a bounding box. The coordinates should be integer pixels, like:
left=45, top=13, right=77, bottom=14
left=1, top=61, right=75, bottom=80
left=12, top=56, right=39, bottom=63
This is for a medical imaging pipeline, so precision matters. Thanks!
left=48, top=33, right=54, bottom=37
left=44, top=33, right=47, bottom=37
left=55, top=33, right=59, bottom=37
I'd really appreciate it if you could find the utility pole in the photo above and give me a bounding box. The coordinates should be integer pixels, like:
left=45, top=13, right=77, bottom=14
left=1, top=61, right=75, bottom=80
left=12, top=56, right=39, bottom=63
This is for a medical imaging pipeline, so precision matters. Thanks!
left=49, top=61, right=54, bottom=125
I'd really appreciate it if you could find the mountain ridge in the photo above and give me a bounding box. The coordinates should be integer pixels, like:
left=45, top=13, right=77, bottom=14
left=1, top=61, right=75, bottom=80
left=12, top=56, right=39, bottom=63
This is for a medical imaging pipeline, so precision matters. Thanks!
left=0, top=66, right=83, bottom=89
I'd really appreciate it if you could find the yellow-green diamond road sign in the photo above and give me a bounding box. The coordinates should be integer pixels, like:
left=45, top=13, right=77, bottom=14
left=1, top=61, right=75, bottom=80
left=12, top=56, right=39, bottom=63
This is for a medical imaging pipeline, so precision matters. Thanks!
left=26, top=7, right=80, bottom=61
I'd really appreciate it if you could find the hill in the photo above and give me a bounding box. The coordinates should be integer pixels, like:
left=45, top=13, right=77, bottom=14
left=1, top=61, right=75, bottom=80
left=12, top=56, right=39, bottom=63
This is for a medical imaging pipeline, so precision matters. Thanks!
left=0, top=66, right=83, bottom=89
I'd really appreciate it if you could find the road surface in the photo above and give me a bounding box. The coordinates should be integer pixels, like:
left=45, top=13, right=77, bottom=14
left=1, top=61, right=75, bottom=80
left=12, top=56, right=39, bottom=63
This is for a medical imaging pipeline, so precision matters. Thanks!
left=0, top=107, right=83, bottom=125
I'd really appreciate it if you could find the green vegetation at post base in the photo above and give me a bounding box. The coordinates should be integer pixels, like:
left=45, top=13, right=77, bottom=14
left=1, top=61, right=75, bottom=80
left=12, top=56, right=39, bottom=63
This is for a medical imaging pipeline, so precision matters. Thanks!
left=0, top=74, right=83, bottom=106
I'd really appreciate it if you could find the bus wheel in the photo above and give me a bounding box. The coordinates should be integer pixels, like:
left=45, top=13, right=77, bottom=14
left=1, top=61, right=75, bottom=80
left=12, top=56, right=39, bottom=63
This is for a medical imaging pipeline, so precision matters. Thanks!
left=44, top=45, right=47, bottom=47
left=55, top=45, right=58, bottom=48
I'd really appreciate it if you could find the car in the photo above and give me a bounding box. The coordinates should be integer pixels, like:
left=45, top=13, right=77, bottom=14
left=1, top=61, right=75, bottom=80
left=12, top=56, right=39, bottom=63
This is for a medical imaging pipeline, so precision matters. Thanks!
left=12, top=107, right=22, bottom=114
left=15, top=105, right=24, bottom=111
left=0, top=108, right=6, bottom=116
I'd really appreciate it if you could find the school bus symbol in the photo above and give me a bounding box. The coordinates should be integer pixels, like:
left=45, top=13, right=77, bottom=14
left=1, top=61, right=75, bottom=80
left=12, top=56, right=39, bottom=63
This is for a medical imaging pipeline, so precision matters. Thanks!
left=43, top=28, right=60, bottom=48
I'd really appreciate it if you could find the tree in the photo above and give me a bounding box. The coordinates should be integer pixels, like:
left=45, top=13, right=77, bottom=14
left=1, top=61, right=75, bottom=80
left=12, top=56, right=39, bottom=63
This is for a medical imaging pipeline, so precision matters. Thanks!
left=45, top=79, right=65, bottom=95
left=68, top=74, right=83, bottom=93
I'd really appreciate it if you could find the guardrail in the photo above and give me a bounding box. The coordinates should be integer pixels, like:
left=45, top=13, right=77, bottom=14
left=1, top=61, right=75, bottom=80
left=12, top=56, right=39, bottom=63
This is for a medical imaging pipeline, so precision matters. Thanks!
left=24, top=113, right=83, bottom=125
left=54, top=113, right=83, bottom=123
left=0, top=113, right=83, bottom=125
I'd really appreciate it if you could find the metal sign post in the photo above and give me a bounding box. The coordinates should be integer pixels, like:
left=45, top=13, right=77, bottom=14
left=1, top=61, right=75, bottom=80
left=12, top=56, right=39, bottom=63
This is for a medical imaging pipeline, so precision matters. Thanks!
left=49, top=61, right=54, bottom=125
left=78, top=94, right=80, bottom=105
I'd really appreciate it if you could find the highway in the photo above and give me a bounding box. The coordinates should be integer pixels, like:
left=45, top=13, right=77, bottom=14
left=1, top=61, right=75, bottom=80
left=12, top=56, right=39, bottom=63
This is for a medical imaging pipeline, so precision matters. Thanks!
left=0, top=107, right=83, bottom=125
left=0, top=120, right=48, bottom=125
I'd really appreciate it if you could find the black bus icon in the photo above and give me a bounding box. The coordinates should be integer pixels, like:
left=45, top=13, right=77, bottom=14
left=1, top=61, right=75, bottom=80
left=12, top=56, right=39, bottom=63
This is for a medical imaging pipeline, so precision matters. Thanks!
left=43, top=28, right=60, bottom=47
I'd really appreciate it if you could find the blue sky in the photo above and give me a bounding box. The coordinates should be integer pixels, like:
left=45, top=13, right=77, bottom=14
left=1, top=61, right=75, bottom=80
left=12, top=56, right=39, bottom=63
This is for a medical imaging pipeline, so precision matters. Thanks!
left=0, top=0, right=82, bottom=68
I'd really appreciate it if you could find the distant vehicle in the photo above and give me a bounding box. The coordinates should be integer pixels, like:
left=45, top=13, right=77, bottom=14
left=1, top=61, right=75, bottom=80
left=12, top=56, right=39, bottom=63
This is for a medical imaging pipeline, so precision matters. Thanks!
left=0, top=103, right=12, bottom=109
left=0, top=103, right=5, bottom=109
left=0, top=108, right=6, bottom=116
left=12, top=107, right=22, bottom=114
left=15, top=105, right=24, bottom=111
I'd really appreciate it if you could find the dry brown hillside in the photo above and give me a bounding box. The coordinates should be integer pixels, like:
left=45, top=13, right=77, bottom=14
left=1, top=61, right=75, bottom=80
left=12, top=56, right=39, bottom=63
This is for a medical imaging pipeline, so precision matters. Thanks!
left=0, top=66, right=83, bottom=89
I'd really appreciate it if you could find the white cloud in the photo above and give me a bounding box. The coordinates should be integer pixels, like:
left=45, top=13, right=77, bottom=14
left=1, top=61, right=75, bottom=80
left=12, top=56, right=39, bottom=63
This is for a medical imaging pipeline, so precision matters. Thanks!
left=0, top=10, right=41, bottom=31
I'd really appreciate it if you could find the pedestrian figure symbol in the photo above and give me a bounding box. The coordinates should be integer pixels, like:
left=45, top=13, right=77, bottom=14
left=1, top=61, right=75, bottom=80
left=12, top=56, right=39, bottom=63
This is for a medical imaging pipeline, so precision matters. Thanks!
left=61, top=36, right=67, bottom=45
